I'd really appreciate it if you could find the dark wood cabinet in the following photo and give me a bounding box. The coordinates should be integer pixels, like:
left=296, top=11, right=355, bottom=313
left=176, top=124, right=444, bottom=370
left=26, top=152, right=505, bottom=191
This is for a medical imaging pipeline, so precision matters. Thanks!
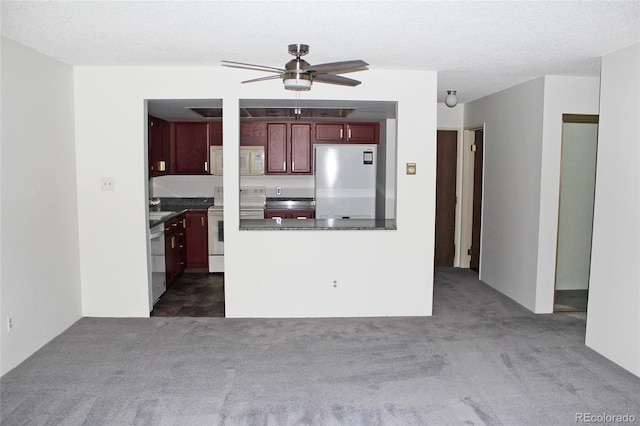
left=314, top=123, right=345, bottom=142
left=148, top=115, right=169, bottom=177
left=314, top=122, right=380, bottom=144
left=266, top=123, right=288, bottom=174
left=266, top=122, right=313, bottom=175
left=185, top=211, right=208, bottom=270
left=171, top=122, right=210, bottom=174
left=164, top=214, right=186, bottom=287
left=265, top=210, right=315, bottom=219
left=347, top=123, right=380, bottom=143
left=209, top=122, right=223, bottom=146
left=240, top=121, right=267, bottom=146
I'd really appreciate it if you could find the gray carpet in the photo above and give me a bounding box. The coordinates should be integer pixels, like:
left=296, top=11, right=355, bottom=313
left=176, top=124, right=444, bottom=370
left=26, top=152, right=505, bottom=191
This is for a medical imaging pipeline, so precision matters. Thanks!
left=1, top=268, right=639, bottom=425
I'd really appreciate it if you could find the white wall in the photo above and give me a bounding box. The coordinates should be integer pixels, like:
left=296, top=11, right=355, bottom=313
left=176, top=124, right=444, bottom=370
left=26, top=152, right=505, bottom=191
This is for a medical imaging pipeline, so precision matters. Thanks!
left=586, top=43, right=640, bottom=377
left=0, top=38, right=82, bottom=376
left=73, top=67, right=436, bottom=318
left=464, top=78, right=546, bottom=311
left=463, top=76, right=600, bottom=313
left=536, top=76, right=600, bottom=312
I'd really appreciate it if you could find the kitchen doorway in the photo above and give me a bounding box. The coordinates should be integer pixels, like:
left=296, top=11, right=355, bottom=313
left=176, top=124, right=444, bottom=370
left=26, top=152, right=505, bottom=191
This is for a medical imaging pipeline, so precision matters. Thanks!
left=554, top=114, right=599, bottom=312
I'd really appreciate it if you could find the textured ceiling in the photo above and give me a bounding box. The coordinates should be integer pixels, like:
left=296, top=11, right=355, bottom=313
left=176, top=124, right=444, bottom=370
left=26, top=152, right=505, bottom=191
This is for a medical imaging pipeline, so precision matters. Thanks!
left=2, top=1, right=639, bottom=104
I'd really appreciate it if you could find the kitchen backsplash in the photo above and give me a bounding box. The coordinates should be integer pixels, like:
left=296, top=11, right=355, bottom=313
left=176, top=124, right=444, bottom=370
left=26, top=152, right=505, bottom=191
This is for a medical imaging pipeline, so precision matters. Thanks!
left=151, top=175, right=315, bottom=198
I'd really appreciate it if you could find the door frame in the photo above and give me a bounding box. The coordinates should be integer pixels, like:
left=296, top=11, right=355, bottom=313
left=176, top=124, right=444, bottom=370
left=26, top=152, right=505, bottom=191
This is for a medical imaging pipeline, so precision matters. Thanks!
left=460, top=124, right=485, bottom=271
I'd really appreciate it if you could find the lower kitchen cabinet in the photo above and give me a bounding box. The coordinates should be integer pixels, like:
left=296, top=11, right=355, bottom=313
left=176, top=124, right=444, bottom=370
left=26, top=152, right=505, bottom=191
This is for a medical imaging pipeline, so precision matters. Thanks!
left=265, top=210, right=315, bottom=220
left=185, top=211, right=208, bottom=270
left=164, top=214, right=186, bottom=287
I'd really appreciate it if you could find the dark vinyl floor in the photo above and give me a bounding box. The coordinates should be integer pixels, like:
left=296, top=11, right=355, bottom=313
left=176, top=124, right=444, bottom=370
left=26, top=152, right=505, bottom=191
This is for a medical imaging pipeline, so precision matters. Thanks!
left=151, top=272, right=225, bottom=317
left=554, top=289, right=588, bottom=312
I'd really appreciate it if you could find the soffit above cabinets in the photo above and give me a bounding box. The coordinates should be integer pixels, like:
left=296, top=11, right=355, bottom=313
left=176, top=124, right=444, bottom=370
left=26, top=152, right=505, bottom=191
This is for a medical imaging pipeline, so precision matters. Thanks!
left=148, top=99, right=397, bottom=122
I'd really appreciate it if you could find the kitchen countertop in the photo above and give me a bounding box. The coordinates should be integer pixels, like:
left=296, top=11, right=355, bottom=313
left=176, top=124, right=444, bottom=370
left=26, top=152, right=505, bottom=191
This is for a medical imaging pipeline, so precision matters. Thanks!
left=149, top=209, right=189, bottom=228
left=149, top=197, right=214, bottom=228
left=240, top=218, right=396, bottom=231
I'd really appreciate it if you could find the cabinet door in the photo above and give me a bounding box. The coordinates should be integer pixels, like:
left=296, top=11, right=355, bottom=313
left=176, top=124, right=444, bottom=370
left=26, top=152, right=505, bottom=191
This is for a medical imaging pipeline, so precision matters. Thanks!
left=267, top=123, right=288, bottom=174
left=291, top=210, right=315, bottom=219
left=185, top=211, right=208, bottom=269
left=241, top=121, right=267, bottom=146
left=149, top=116, right=169, bottom=177
left=174, top=122, right=209, bottom=174
left=265, top=210, right=289, bottom=219
left=209, top=122, right=223, bottom=146
left=347, top=123, right=380, bottom=143
left=176, top=216, right=187, bottom=275
left=315, top=123, right=345, bottom=142
left=164, top=228, right=178, bottom=286
left=291, top=123, right=312, bottom=174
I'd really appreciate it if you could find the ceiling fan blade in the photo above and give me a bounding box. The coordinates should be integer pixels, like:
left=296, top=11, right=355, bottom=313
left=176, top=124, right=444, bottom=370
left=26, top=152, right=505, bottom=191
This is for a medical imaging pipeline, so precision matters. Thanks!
left=221, top=60, right=285, bottom=73
left=241, top=75, right=283, bottom=84
left=313, top=74, right=362, bottom=87
left=306, top=60, right=369, bottom=75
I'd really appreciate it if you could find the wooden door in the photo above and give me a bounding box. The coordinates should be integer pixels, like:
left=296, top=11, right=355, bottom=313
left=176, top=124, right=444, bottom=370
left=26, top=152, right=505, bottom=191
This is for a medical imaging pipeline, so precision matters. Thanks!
left=290, top=123, right=312, bottom=174
left=185, top=211, right=208, bottom=270
left=173, top=122, right=209, bottom=174
left=266, top=123, right=288, bottom=174
left=434, top=130, right=458, bottom=266
left=470, top=129, right=484, bottom=271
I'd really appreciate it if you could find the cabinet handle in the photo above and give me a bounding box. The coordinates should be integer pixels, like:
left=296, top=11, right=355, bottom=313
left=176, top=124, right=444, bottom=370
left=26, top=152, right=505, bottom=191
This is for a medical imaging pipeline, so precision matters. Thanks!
left=283, top=161, right=286, bottom=172
left=292, top=161, right=295, bottom=171
left=340, top=128, right=343, bottom=138
left=348, top=128, right=352, bottom=139
left=182, top=219, right=186, bottom=228
left=204, top=161, right=208, bottom=172
left=201, top=217, right=205, bottom=227
left=171, top=236, right=175, bottom=249
left=158, top=161, right=166, bottom=172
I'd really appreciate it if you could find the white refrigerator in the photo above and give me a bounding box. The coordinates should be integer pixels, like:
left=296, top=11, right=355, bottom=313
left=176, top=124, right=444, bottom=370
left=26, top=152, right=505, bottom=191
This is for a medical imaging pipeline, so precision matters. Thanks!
left=315, top=144, right=377, bottom=219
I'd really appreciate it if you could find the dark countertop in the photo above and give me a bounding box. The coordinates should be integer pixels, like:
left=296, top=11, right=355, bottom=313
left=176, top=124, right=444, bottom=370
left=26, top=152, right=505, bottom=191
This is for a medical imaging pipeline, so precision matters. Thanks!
left=152, top=197, right=214, bottom=211
left=149, top=209, right=189, bottom=228
left=149, top=198, right=214, bottom=228
left=239, top=218, right=397, bottom=231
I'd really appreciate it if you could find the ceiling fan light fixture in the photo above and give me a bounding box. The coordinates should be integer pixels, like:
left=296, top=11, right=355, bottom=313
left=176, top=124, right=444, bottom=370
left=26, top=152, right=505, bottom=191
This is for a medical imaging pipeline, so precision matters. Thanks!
left=283, top=72, right=312, bottom=91
left=445, top=90, right=458, bottom=108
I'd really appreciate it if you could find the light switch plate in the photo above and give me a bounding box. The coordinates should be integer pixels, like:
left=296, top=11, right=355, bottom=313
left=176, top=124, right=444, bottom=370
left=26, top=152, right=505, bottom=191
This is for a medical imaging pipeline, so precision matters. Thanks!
left=406, top=163, right=416, bottom=175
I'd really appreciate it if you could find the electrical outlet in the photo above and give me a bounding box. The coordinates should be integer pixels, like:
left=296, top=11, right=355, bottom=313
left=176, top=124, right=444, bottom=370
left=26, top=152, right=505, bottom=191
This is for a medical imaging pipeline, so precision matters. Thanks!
left=7, top=316, right=13, bottom=332
left=276, top=186, right=282, bottom=196
left=101, top=177, right=115, bottom=191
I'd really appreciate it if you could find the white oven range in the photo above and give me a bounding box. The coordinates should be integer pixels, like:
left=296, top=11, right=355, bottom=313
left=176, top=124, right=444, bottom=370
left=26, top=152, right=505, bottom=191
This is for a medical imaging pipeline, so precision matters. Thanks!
left=208, top=186, right=265, bottom=272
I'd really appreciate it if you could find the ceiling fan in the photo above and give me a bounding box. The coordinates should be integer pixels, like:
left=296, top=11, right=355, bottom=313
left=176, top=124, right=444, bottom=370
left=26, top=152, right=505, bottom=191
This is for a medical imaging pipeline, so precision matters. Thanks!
left=221, top=44, right=369, bottom=91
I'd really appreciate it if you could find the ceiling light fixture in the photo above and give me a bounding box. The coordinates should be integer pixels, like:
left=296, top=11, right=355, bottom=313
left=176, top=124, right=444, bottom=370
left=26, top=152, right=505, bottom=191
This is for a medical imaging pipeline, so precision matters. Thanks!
left=283, top=71, right=312, bottom=91
left=445, top=90, right=458, bottom=108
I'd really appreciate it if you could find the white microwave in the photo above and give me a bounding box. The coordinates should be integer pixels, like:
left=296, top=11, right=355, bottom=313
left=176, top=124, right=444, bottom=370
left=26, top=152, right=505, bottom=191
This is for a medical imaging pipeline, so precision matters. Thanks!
left=209, top=146, right=265, bottom=176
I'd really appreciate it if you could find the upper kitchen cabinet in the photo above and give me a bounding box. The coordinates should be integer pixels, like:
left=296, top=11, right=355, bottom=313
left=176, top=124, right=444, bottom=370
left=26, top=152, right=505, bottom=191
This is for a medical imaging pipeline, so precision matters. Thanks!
left=148, top=115, right=169, bottom=177
left=240, top=121, right=267, bottom=146
left=171, top=122, right=210, bottom=174
left=314, top=122, right=380, bottom=144
left=266, top=122, right=312, bottom=175
left=209, top=122, right=223, bottom=146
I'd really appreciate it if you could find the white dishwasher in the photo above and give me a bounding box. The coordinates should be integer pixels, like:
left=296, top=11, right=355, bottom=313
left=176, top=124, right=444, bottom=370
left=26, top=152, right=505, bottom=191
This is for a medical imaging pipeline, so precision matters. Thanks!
left=149, top=223, right=166, bottom=305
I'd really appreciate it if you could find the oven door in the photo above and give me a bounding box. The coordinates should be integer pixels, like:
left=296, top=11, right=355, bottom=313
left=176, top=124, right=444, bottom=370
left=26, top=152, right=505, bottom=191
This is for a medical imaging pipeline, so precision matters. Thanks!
left=207, top=207, right=224, bottom=272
